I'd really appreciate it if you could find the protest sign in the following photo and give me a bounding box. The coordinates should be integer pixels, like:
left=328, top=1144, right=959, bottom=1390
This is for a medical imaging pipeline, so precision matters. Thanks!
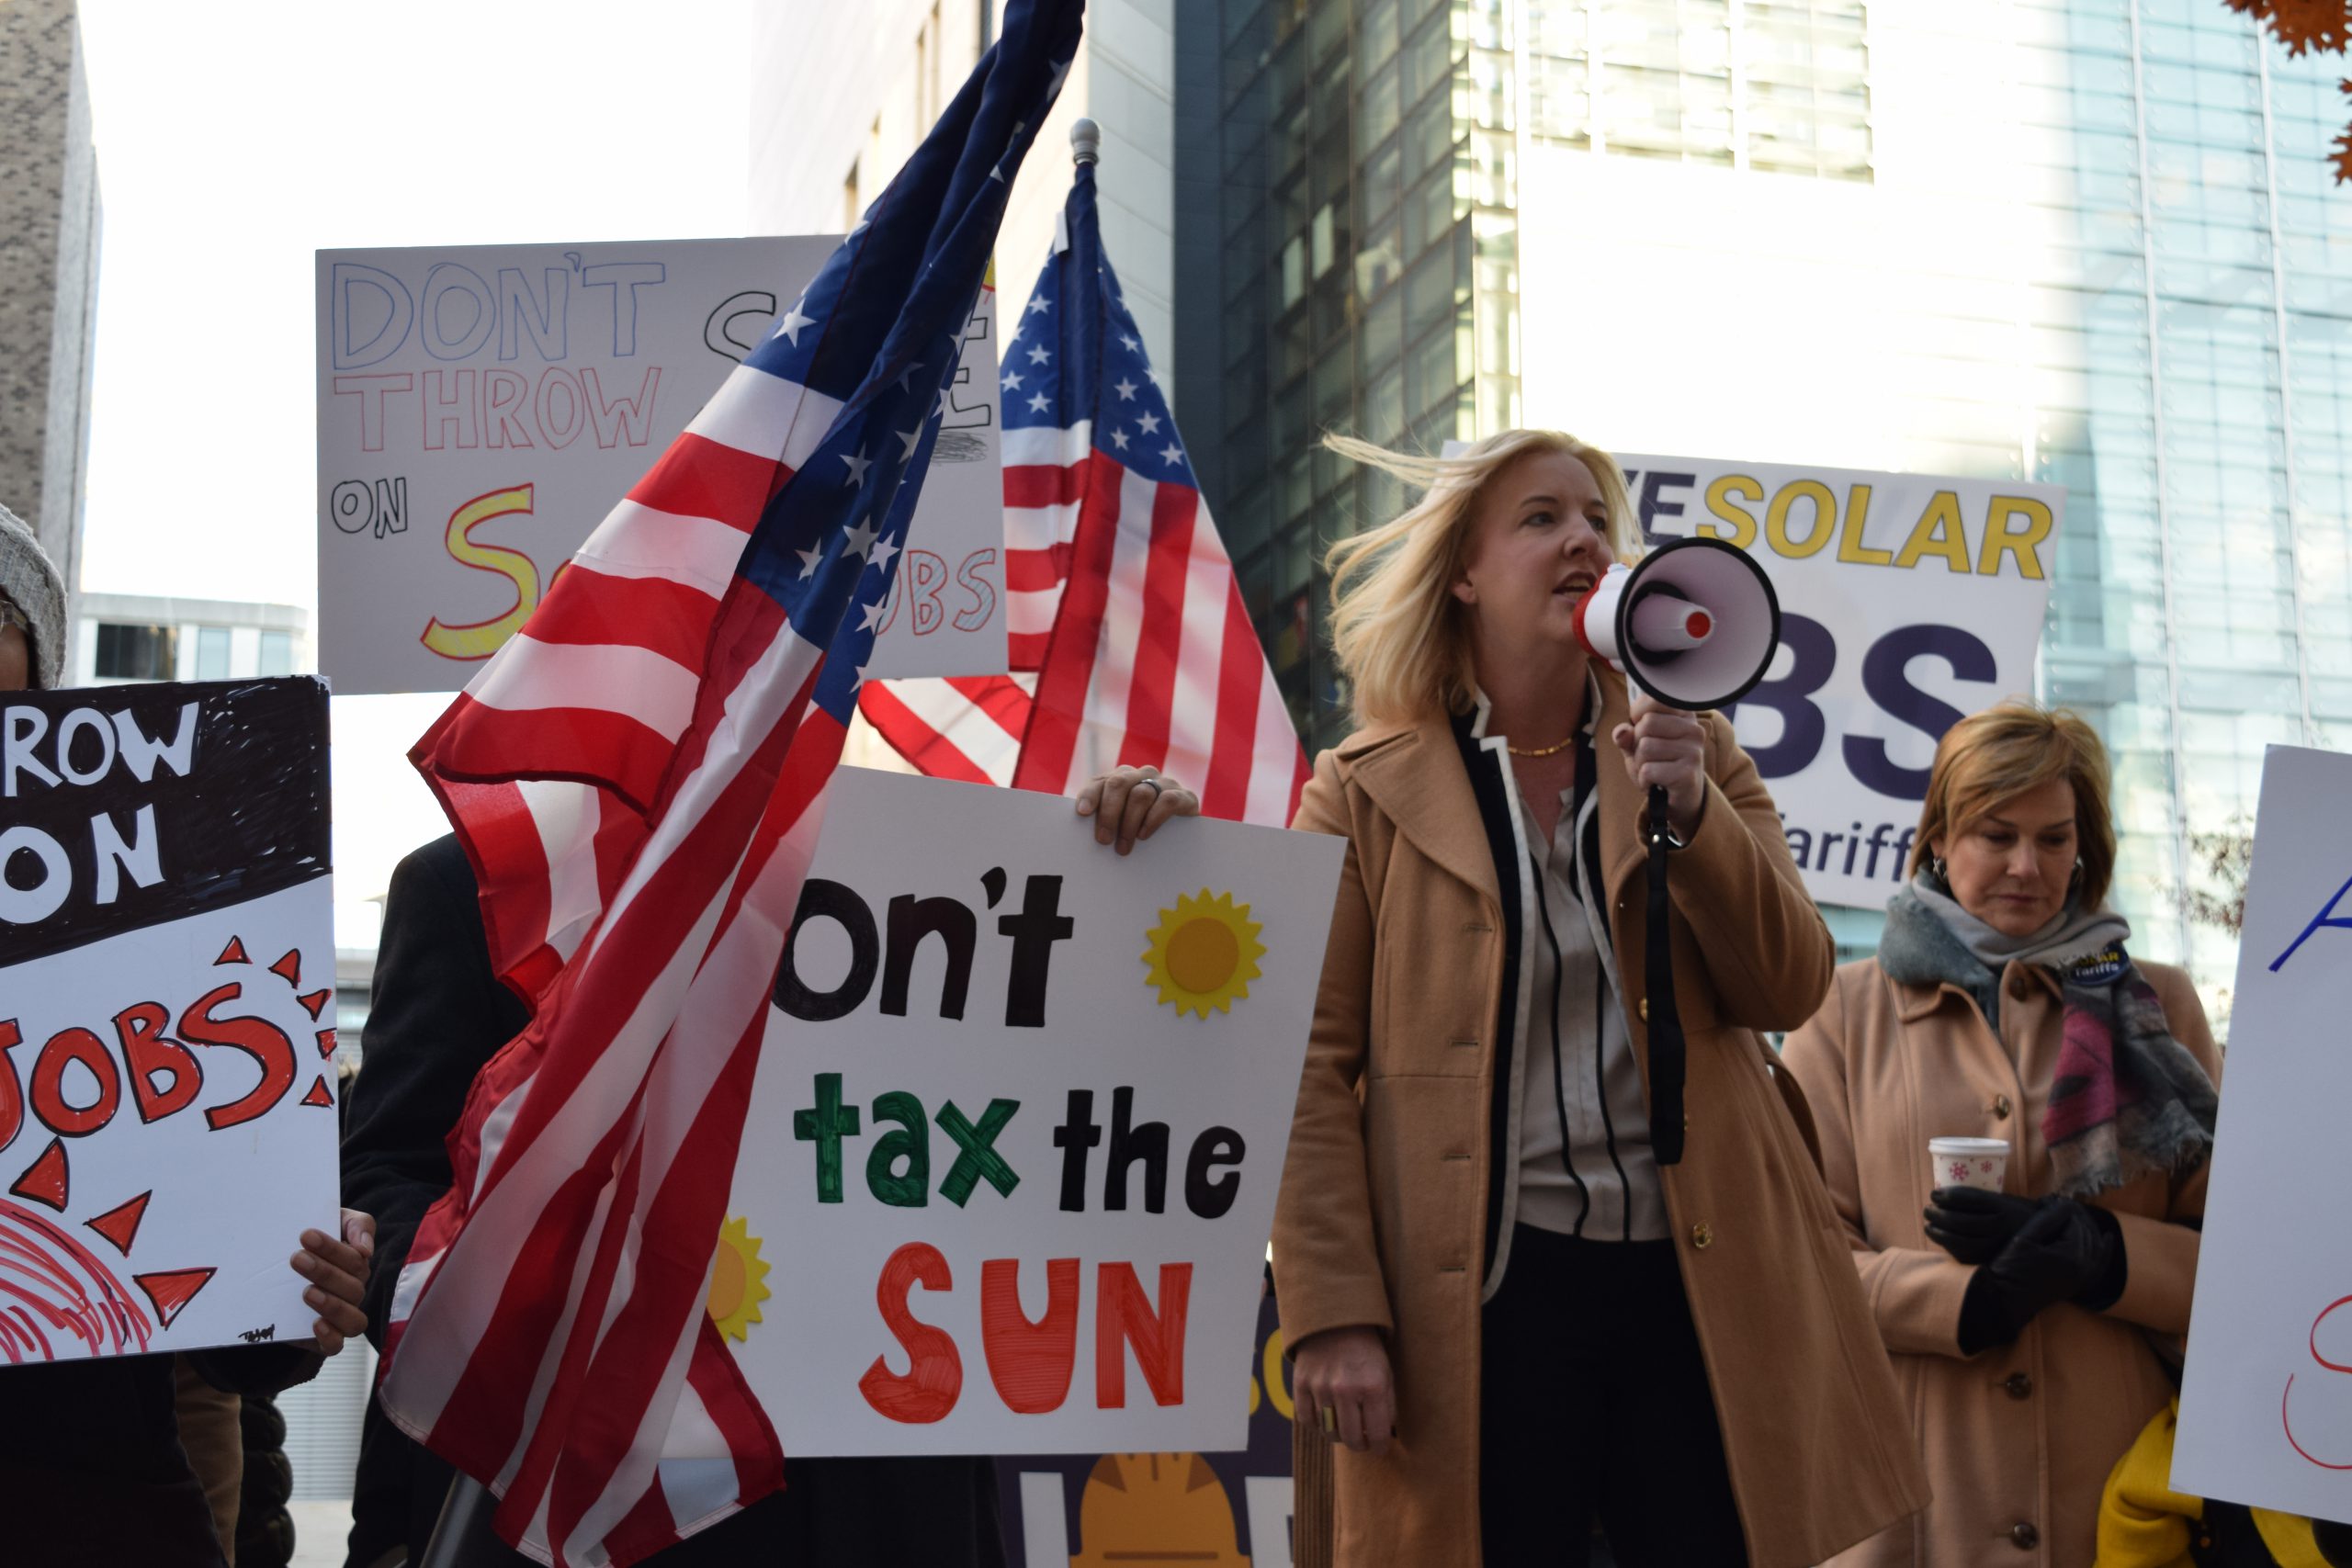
left=0, top=678, right=339, bottom=1363
left=711, top=768, right=1343, bottom=1456
left=998, top=1286, right=1295, bottom=1567
left=2174, top=744, right=2352, bottom=1521
left=316, top=238, right=1008, bottom=694
left=1617, top=455, right=2060, bottom=909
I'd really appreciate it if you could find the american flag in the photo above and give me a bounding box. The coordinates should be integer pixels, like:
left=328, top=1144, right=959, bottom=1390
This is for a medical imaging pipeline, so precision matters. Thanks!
left=858, top=156, right=1309, bottom=824
left=372, top=6, right=1081, bottom=1564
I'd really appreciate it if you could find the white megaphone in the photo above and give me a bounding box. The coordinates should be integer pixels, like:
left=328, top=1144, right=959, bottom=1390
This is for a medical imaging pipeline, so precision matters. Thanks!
left=1569, top=534, right=1781, bottom=1177
left=1574, top=535, right=1781, bottom=711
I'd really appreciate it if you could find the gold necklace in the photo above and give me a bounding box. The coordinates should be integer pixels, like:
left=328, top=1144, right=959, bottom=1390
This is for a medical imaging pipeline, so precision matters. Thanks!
left=1507, top=735, right=1576, bottom=758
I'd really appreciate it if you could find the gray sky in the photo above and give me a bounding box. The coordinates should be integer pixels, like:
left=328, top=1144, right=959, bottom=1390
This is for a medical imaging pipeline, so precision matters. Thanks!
left=75, top=0, right=752, bottom=937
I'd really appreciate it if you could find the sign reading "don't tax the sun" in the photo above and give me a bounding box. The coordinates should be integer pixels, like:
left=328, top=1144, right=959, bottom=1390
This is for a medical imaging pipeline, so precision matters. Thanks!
left=708, top=769, right=1342, bottom=1458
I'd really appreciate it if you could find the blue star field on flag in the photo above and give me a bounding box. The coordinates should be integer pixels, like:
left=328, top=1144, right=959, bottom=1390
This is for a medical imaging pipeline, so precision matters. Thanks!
left=1001, top=160, right=1194, bottom=491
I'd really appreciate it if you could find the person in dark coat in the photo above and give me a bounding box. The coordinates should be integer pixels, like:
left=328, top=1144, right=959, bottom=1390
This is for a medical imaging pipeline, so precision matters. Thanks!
left=341, top=834, right=1008, bottom=1568
left=0, top=503, right=377, bottom=1568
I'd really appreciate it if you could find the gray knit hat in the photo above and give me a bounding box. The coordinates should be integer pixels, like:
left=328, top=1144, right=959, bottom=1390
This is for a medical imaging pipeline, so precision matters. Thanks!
left=0, top=503, right=65, bottom=690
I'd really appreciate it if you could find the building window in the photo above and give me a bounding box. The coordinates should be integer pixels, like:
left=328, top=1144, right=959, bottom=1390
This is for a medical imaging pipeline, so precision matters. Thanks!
left=1527, top=0, right=1872, bottom=181
left=197, top=626, right=232, bottom=681
left=260, top=630, right=296, bottom=677
left=94, top=623, right=176, bottom=682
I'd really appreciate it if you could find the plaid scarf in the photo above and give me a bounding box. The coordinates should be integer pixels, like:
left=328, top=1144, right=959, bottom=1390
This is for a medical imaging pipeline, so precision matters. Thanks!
left=1881, top=877, right=2217, bottom=1198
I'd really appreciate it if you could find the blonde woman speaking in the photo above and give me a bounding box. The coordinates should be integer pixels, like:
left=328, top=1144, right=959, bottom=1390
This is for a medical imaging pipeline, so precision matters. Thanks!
left=1256, top=431, right=1925, bottom=1568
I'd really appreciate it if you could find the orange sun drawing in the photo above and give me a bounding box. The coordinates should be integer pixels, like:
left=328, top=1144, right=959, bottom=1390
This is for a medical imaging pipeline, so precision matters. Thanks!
left=706, top=1215, right=773, bottom=1343
left=1142, top=889, right=1266, bottom=1020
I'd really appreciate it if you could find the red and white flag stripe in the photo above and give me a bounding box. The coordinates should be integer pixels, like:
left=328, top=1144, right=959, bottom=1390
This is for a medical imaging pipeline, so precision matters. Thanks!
left=1012, top=462, right=1308, bottom=825
left=1001, top=419, right=1091, bottom=669
left=379, top=341, right=849, bottom=1565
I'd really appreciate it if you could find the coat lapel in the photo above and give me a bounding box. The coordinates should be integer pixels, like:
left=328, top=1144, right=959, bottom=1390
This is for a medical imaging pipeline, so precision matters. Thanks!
left=1591, top=670, right=1647, bottom=900
left=1343, top=718, right=1502, bottom=908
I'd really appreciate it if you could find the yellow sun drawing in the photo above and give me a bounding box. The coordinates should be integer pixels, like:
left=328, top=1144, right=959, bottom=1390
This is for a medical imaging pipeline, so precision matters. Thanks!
left=706, top=1215, right=773, bottom=1343
left=1142, top=889, right=1267, bottom=1019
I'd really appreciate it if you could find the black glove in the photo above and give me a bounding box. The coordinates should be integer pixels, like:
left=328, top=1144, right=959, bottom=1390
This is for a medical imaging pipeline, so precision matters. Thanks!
left=1925, top=1187, right=2039, bottom=1267
left=1956, top=1197, right=2125, bottom=1354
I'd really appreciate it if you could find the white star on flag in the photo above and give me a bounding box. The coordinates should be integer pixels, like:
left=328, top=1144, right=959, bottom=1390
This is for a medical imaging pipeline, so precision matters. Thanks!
left=871, top=532, right=902, bottom=576
left=1136, top=410, right=1161, bottom=434
left=1161, top=443, right=1184, bottom=467
left=1120, top=333, right=1140, bottom=352
left=1027, top=296, right=1050, bottom=314
left=1109, top=427, right=1130, bottom=449
left=839, top=450, right=872, bottom=486
left=896, top=426, right=922, bottom=460
left=774, top=299, right=816, bottom=345
left=1028, top=391, right=1051, bottom=412
left=796, top=545, right=822, bottom=580
left=1026, top=344, right=1050, bottom=365
left=1001, top=370, right=1025, bottom=390
left=858, top=596, right=889, bottom=632
left=843, top=515, right=880, bottom=560
left=1114, top=377, right=1137, bottom=400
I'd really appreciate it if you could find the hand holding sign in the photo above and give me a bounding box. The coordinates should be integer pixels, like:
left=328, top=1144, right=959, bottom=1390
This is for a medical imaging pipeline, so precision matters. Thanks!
left=713, top=769, right=1342, bottom=1458
left=1076, top=764, right=1203, bottom=855
left=293, top=1210, right=375, bottom=1357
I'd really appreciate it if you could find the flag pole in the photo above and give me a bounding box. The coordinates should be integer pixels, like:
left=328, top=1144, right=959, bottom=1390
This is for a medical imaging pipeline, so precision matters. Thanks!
left=414, top=1473, right=504, bottom=1568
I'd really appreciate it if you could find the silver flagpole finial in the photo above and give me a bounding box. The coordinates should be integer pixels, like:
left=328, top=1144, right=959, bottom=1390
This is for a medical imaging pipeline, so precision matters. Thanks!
left=1071, top=118, right=1102, bottom=166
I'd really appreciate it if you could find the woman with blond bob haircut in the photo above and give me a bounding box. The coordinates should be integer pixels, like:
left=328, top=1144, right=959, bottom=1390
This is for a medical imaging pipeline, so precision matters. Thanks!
left=1251, top=427, right=1926, bottom=1568
left=1782, top=701, right=2222, bottom=1567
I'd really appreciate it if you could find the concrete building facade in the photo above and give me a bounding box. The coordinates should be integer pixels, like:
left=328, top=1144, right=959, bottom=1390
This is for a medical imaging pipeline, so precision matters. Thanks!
left=0, top=0, right=99, bottom=662
left=74, top=590, right=311, bottom=687
left=751, top=0, right=1179, bottom=371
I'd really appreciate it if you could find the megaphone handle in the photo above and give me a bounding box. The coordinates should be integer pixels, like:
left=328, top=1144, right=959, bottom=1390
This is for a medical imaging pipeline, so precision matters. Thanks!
left=1645, top=784, right=1688, bottom=1166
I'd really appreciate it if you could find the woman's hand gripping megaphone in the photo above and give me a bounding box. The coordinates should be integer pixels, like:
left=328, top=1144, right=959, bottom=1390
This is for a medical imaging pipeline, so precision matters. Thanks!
left=1575, top=535, right=1787, bottom=840
left=1575, top=561, right=1711, bottom=840
left=1611, top=694, right=1709, bottom=840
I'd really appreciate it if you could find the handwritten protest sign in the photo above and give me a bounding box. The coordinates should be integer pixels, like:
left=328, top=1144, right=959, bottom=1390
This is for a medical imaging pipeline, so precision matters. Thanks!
left=998, top=1287, right=1296, bottom=1566
left=316, top=238, right=1008, bottom=694
left=2175, top=744, right=2352, bottom=1521
left=997, top=1288, right=1307, bottom=1568
left=0, top=678, right=339, bottom=1363
left=705, top=769, right=1342, bottom=1456
left=1618, top=454, right=2060, bottom=909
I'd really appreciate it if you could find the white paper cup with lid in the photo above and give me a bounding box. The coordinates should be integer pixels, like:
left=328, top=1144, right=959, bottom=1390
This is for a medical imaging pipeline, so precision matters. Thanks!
left=1928, top=1136, right=2009, bottom=1193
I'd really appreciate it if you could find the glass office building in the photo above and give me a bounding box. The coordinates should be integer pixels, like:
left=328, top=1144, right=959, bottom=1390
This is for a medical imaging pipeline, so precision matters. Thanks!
left=1174, top=0, right=2352, bottom=993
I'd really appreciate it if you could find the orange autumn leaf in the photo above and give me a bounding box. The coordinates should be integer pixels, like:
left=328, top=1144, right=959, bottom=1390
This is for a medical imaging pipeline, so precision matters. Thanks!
left=2266, top=0, right=2352, bottom=54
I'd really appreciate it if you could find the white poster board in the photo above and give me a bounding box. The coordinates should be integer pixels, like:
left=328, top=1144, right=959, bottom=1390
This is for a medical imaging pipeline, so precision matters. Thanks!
left=2174, top=744, right=2352, bottom=1520
left=316, top=238, right=1007, bottom=694
left=0, top=678, right=339, bottom=1363
left=1617, top=455, right=2061, bottom=909
left=708, top=769, right=1343, bottom=1456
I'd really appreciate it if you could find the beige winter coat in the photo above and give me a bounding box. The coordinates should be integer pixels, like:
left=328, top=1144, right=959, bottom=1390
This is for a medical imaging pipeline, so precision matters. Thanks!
left=1272, top=670, right=1928, bottom=1568
left=1781, top=953, right=2221, bottom=1567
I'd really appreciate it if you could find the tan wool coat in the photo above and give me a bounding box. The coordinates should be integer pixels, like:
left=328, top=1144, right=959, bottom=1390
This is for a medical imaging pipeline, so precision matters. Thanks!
left=1781, top=953, right=2221, bottom=1568
left=1272, top=671, right=1929, bottom=1568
